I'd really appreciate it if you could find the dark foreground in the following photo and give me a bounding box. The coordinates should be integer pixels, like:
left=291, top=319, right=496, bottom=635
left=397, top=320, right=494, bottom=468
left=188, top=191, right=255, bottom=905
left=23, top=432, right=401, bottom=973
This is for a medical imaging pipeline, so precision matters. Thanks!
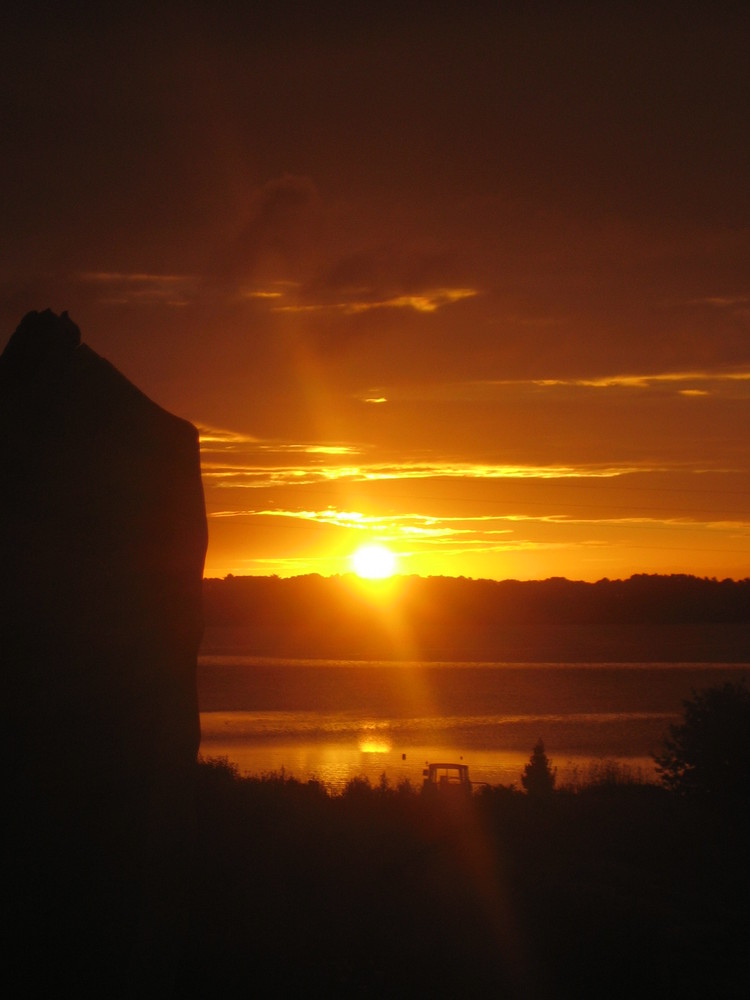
left=177, top=761, right=749, bottom=999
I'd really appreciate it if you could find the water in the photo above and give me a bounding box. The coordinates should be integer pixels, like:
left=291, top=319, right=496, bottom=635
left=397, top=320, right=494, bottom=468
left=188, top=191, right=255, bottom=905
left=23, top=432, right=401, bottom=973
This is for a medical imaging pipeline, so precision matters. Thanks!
left=197, top=657, right=749, bottom=792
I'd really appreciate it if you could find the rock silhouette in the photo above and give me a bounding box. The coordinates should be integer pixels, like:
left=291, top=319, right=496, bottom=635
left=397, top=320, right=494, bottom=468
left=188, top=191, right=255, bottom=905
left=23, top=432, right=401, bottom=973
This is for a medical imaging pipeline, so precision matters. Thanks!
left=1, top=310, right=207, bottom=995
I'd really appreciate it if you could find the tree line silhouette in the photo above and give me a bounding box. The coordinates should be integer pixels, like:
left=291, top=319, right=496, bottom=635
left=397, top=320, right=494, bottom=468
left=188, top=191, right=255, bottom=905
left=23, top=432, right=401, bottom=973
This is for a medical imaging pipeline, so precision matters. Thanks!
left=202, top=573, right=750, bottom=661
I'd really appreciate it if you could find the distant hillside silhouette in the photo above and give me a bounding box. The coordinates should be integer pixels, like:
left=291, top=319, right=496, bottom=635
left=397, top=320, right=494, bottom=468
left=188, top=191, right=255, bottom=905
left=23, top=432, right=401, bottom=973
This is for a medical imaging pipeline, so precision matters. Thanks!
left=202, top=574, right=750, bottom=662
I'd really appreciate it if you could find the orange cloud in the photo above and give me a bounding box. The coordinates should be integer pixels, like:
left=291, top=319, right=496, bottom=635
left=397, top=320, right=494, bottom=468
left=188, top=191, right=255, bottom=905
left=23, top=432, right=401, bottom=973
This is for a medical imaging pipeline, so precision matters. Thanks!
left=271, top=287, right=477, bottom=315
left=201, top=460, right=642, bottom=491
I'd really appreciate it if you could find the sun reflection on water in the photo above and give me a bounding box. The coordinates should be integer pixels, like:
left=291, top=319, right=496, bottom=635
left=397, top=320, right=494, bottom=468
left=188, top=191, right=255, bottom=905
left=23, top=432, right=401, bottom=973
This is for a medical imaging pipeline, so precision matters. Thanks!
left=358, top=722, right=392, bottom=753
left=358, top=736, right=392, bottom=753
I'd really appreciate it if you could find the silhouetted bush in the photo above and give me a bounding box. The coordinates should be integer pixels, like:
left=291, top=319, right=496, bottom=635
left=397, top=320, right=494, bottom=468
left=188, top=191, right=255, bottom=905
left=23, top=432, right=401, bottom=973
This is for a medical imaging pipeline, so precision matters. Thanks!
left=562, top=759, right=647, bottom=793
left=341, top=773, right=374, bottom=800
left=654, top=679, right=750, bottom=801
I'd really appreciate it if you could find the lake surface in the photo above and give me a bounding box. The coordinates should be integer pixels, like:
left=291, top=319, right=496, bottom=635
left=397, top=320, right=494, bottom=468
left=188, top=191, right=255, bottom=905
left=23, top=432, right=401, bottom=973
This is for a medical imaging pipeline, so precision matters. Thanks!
left=197, top=657, right=749, bottom=792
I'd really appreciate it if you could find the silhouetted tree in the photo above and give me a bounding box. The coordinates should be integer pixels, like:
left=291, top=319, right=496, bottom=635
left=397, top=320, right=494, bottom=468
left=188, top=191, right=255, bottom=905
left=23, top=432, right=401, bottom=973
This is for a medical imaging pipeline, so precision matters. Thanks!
left=521, top=739, right=557, bottom=796
left=654, top=680, right=750, bottom=801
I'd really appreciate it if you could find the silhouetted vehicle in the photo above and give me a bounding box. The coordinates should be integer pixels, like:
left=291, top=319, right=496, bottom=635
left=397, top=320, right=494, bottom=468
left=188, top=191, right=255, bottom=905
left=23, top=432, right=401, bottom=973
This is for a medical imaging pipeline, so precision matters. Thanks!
left=422, top=762, right=473, bottom=797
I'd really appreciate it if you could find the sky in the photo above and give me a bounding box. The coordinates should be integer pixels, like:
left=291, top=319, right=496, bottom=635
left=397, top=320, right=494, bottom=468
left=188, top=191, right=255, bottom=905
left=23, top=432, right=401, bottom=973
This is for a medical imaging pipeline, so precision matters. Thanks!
left=2, top=2, right=749, bottom=581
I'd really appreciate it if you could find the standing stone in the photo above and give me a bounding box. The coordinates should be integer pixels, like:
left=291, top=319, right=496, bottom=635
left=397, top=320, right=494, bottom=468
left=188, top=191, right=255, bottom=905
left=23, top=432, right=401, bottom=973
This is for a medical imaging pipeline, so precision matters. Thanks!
left=0, top=310, right=207, bottom=995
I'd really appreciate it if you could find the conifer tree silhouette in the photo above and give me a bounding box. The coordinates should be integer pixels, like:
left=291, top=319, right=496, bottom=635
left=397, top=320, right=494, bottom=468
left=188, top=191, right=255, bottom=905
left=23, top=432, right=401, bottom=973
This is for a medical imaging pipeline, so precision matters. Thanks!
left=521, top=739, right=557, bottom=796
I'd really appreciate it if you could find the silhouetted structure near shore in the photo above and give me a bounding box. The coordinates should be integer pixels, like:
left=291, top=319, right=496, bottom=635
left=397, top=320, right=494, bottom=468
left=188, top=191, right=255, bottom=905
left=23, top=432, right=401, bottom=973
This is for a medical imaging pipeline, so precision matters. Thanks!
left=1, top=311, right=207, bottom=995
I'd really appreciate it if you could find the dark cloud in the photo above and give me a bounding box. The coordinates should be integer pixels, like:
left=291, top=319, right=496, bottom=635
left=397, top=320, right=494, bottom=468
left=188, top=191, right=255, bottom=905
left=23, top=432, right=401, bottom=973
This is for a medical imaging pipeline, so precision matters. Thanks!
left=302, top=245, right=462, bottom=305
left=209, top=174, right=322, bottom=283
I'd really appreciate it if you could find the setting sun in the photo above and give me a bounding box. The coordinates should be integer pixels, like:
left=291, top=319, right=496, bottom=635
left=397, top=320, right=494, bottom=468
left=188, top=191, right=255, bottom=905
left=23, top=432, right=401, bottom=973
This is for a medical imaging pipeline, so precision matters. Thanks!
left=351, top=543, right=398, bottom=579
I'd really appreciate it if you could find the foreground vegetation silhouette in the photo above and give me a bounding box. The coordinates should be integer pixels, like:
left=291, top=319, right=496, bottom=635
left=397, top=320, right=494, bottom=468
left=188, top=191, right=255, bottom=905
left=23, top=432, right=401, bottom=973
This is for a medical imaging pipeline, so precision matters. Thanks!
left=178, top=701, right=750, bottom=996
left=654, top=679, right=750, bottom=802
left=178, top=753, right=749, bottom=999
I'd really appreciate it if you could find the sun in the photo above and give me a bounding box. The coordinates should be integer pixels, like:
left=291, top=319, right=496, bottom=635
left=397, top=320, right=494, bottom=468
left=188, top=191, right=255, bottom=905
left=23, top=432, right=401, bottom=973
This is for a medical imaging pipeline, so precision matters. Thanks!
left=351, top=543, right=398, bottom=579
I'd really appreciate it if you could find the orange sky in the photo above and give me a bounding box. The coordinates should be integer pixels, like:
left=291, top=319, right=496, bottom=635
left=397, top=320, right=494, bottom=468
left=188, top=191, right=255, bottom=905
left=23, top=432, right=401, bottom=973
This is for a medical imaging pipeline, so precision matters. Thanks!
left=2, top=3, right=749, bottom=581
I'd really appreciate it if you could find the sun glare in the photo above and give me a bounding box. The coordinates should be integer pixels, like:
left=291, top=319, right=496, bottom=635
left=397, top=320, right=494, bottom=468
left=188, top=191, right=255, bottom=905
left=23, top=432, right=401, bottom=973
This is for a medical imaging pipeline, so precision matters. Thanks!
left=351, top=543, right=398, bottom=579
